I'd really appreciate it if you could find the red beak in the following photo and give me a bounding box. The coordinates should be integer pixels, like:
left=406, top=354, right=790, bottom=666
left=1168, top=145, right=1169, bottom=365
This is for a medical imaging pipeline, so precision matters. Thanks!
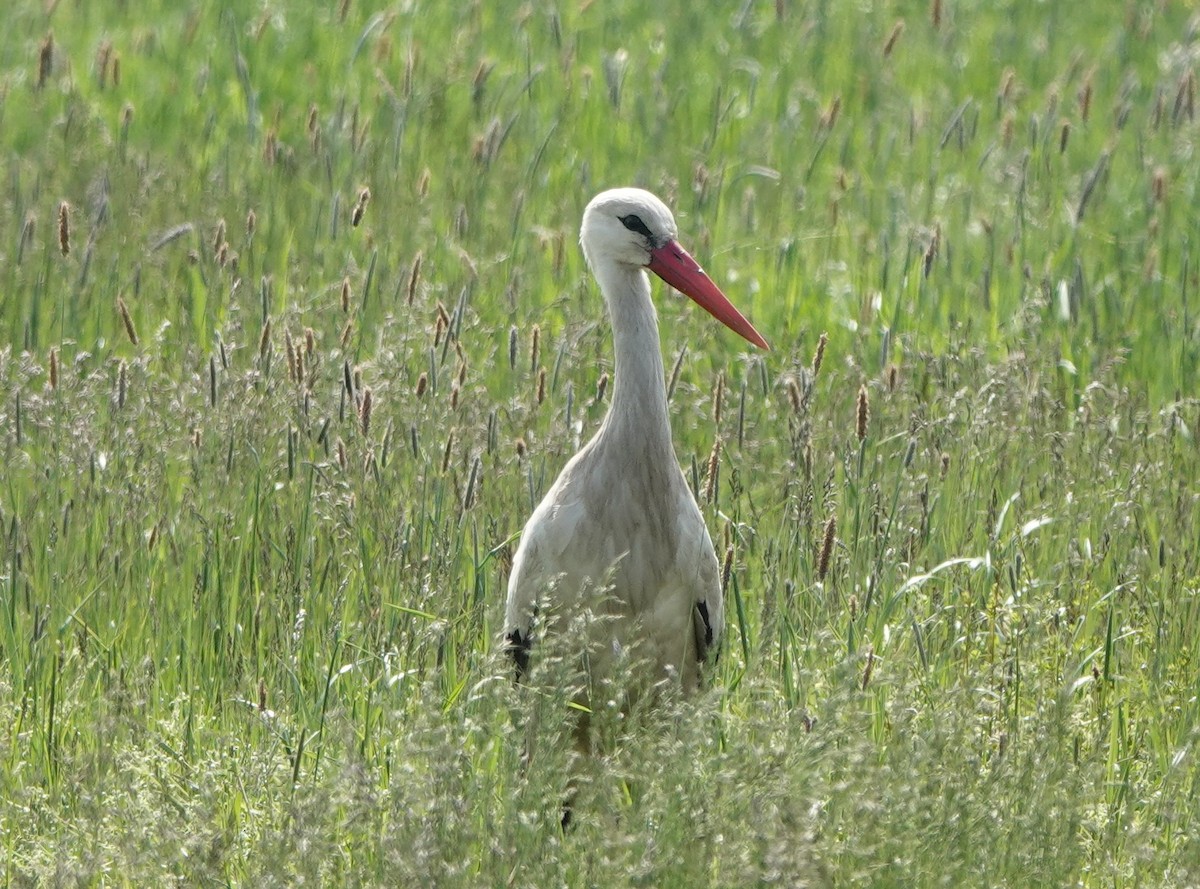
left=648, top=240, right=769, bottom=350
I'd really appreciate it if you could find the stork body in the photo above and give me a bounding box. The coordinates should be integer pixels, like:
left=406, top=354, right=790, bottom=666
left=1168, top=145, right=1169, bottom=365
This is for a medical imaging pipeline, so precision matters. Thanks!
left=504, top=188, right=768, bottom=693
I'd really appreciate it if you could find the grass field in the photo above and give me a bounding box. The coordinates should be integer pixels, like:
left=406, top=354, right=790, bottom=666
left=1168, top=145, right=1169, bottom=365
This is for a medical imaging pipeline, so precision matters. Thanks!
left=3, top=0, right=1200, bottom=884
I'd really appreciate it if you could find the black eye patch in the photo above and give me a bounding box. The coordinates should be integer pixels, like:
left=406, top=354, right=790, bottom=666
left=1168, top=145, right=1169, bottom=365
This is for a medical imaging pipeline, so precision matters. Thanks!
left=619, top=214, right=654, bottom=240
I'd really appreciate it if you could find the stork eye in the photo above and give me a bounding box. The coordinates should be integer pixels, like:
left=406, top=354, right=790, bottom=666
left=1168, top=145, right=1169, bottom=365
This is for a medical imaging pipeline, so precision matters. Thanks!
left=619, top=214, right=654, bottom=240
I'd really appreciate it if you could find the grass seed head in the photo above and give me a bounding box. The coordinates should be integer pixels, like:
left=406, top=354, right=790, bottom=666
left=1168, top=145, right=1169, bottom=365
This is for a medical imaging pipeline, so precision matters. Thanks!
left=1059, top=119, right=1071, bottom=153
left=536, top=366, right=546, bottom=405
left=360, top=387, right=373, bottom=436
left=213, top=219, right=226, bottom=257
left=285, top=330, right=296, bottom=381
left=595, top=371, right=608, bottom=404
left=1153, top=167, right=1167, bottom=203
left=442, top=430, right=454, bottom=473
left=48, top=348, right=58, bottom=390
left=930, top=0, right=942, bottom=29
left=304, top=327, right=315, bottom=356
left=508, top=326, right=518, bottom=370
left=721, top=545, right=734, bottom=593
left=1079, top=71, right=1093, bottom=123
left=117, top=296, right=139, bottom=345
left=862, top=646, right=876, bottom=690
left=246, top=208, right=256, bottom=238
left=856, top=383, right=870, bottom=441
left=416, top=372, right=427, bottom=398
left=882, top=20, right=904, bottom=57
left=818, top=515, right=836, bottom=581
left=887, top=364, right=899, bottom=392
left=704, top=438, right=721, bottom=504
left=118, top=360, right=128, bottom=408
left=812, top=332, right=828, bottom=376
left=407, top=251, right=423, bottom=304
left=337, top=437, right=347, bottom=470
left=341, top=276, right=352, bottom=312
left=58, top=200, right=70, bottom=256
left=37, top=32, right=53, bottom=89
left=258, top=318, right=272, bottom=359
left=787, top=377, right=803, bottom=414
left=530, top=324, right=540, bottom=373
left=352, top=187, right=370, bottom=227
left=515, top=437, right=526, bottom=460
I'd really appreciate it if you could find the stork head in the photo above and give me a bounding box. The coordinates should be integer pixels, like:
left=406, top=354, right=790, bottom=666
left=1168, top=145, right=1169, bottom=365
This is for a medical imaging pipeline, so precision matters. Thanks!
left=580, top=188, right=769, bottom=350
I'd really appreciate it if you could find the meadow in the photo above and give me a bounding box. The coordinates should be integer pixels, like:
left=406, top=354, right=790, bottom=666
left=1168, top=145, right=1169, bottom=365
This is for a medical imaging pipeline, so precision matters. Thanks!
left=2, top=0, right=1199, bottom=884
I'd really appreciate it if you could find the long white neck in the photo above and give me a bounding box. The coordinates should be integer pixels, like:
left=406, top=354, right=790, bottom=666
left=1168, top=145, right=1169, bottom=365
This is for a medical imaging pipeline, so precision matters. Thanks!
left=591, top=260, right=673, bottom=458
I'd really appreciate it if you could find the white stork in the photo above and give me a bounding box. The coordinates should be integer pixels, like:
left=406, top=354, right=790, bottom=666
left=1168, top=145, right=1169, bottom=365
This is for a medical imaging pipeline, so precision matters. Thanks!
left=504, top=187, right=769, bottom=700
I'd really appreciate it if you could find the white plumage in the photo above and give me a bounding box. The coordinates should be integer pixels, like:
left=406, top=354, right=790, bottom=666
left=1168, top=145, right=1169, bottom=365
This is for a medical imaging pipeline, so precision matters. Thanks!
left=504, top=188, right=768, bottom=695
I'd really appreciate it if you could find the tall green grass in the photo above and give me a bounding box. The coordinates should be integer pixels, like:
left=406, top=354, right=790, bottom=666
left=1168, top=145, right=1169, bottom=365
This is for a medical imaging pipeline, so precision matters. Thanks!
left=2, top=1, right=1199, bottom=884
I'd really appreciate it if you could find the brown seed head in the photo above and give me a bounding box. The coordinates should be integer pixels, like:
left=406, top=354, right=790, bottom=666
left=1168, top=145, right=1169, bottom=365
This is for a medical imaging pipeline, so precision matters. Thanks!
left=58, top=201, right=70, bottom=256
left=415, top=372, right=428, bottom=398
left=246, top=208, right=257, bottom=238
left=818, top=515, right=836, bottom=581
left=861, top=646, right=875, bottom=690
left=530, top=324, right=540, bottom=373
left=284, top=329, right=296, bottom=381
left=887, top=364, right=899, bottom=392
left=721, top=545, right=735, bottom=593
left=704, top=438, right=722, bottom=504
left=117, top=296, right=139, bottom=345
left=812, top=332, right=828, bottom=376
left=341, top=276, right=352, bottom=312
left=883, top=20, right=904, bottom=57
left=38, top=32, right=54, bottom=89
left=258, top=318, right=271, bottom=359
left=49, top=348, right=58, bottom=390
left=360, top=387, right=373, bottom=436
left=1153, top=167, right=1167, bottom=203
left=787, top=377, right=803, bottom=414
left=1059, top=119, right=1071, bottom=153
left=855, top=384, right=870, bottom=441
left=930, top=0, right=942, bottom=29
left=536, top=367, right=546, bottom=405
left=515, top=437, right=527, bottom=460
left=407, top=251, right=423, bottom=304
left=595, top=371, right=608, bottom=404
